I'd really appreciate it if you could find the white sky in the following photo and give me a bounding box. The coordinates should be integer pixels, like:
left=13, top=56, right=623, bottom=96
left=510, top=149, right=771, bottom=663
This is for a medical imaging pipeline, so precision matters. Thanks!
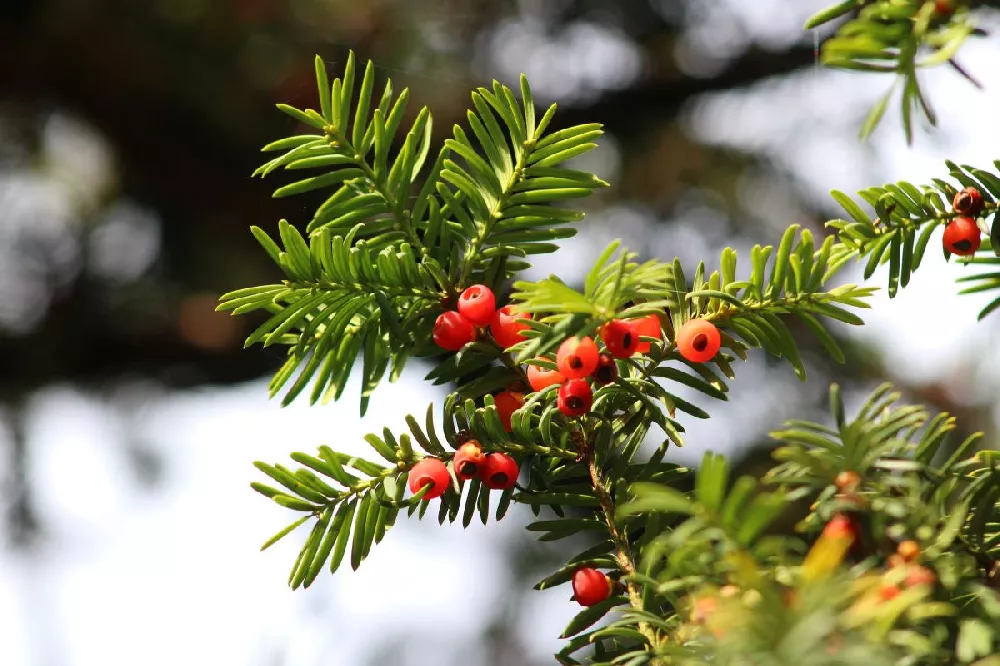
left=3, top=6, right=1000, bottom=666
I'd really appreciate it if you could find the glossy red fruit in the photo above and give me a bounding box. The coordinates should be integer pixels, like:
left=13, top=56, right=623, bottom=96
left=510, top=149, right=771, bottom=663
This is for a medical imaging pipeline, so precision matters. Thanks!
left=457, top=284, right=496, bottom=326
left=600, top=319, right=640, bottom=358
left=453, top=441, right=485, bottom=481
left=407, top=458, right=451, bottom=499
left=527, top=361, right=564, bottom=392
left=571, top=567, right=611, bottom=607
left=593, top=353, right=618, bottom=385
left=676, top=319, right=721, bottom=363
left=934, top=0, right=954, bottom=15
left=943, top=216, right=981, bottom=255
left=556, top=336, right=600, bottom=379
left=490, top=305, right=531, bottom=348
left=631, top=313, right=661, bottom=353
left=494, top=391, right=525, bottom=432
left=433, top=311, right=477, bottom=351
left=953, top=187, right=984, bottom=216
left=558, top=378, right=593, bottom=417
left=480, top=452, right=519, bottom=489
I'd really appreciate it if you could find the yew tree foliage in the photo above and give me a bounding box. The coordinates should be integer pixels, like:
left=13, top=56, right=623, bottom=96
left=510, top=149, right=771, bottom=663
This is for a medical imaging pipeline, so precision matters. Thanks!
left=219, top=3, right=1000, bottom=663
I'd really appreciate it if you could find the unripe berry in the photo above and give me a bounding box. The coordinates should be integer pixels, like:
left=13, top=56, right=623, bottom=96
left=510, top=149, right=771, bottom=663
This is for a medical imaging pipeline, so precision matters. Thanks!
left=407, top=458, right=451, bottom=499
left=943, top=216, right=981, bottom=256
left=593, top=353, right=618, bottom=385
left=558, top=378, right=593, bottom=417
left=526, top=361, right=564, bottom=392
left=904, top=565, right=936, bottom=588
left=600, top=319, right=639, bottom=358
left=571, top=567, right=611, bottom=607
left=456, top=284, right=496, bottom=326
left=556, top=336, right=600, bottom=379
left=835, top=470, right=861, bottom=492
left=676, top=318, right=721, bottom=363
left=453, top=441, right=485, bottom=480
left=631, top=313, right=661, bottom=353
left=953, top=187, right=984, bottom=216
left=480, top=452, right=519, bottom=489
left=494, top=390, right=524, bottom=432
left=490, top=305, right=531, bottom=348
left=433, top=311, right=477, bottom=351
left=897, top=540, right=920, bottom=563
left=691, top=595, right=719, bottom=624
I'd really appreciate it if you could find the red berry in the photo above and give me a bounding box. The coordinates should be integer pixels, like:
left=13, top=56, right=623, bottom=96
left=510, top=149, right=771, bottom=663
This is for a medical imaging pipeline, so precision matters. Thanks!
left=879, top=583, right=900, bottom=602
left=490, top=305, right=531, bottom=348
left=631, top=313, right=661, bottom=353
left=558, top=378, right=593, bottom=417
left=453, top=441, right=485, bottom=481
left=953, top=187, right=984, bottom=216
left=593, top=353, right=618, bottom=384
left=433, top=311, right=477, bottom=351
left=527, top=361, right=564, bottom=392
left=407, top=458, right=451, bottom=499
left=904, top=565, right=936, bottom=588
left=556, top=336, right=599, bottom=379
left=572, top=567, right=612, bottom=607
left=676, top=319, right=721, bottom=363
left=943, top=216, right=981, bottom=255
left=823, top=514, right=857, bottom=542
left=600, top=319, right=639, bottom=358
left=480, top=452, right=518, bottom=489
left=457, top=284, right=496, bottom=326
left=494, top=390, right=524, bottom=432
left=934, top=0, right=954, bottom=16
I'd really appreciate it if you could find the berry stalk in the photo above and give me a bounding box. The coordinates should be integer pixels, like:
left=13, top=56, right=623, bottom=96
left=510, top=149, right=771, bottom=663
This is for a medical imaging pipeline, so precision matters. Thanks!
left=585, top=444, right=664, bottom=658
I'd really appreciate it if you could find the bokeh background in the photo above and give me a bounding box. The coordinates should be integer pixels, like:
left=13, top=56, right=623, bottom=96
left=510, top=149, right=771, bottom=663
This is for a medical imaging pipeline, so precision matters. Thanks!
left=2, top=1, right=1000, bottom=664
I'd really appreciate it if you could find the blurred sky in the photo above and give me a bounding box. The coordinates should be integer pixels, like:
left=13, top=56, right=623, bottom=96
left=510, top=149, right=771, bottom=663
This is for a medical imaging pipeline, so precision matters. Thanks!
left=2, top=3, right=1000, bottom=666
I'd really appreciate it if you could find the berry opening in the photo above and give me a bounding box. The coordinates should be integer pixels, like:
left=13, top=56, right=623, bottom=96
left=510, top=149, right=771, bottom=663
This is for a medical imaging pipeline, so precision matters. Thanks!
left=457, top=461, right=477, bottom=477
left=953, top=239, right=972, bottom=252
left=489, top=472, right=508, bottom=486
left=692, top=333, right=709, bottom=352
left=567, top=397, right=583, bottom=409
left=569, top=356, right=583, bottom=369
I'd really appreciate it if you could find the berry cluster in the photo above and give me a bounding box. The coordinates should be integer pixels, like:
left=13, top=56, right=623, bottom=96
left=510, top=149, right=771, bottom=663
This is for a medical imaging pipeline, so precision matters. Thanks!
left=817, top=483, right=937, bottom=605
left=432, top=284, right=531, bottom=351
left=434, top=283, right=725, bottom=421
left=406, top=441, right=519, bottom=500
left=942, top=186, right=986, bottom=256
left=879, top=540, right=936, bottom=601
left=533, top=315, right=722, bottom=418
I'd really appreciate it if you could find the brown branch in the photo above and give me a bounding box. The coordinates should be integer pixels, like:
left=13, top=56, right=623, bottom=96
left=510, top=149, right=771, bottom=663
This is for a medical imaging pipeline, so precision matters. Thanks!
left=585, top=443, right=664, bottom=659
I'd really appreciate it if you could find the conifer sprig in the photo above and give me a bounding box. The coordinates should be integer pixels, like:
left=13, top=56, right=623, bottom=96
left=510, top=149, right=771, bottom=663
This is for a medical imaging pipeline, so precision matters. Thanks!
left=222, top=31, right=1000, bottom=662
left=806, top=0, right=982, bottom=142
